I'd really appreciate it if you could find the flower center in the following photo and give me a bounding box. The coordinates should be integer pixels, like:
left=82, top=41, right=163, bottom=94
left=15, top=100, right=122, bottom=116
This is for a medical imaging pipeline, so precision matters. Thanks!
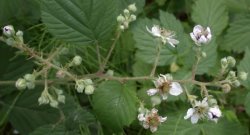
left=159, top=82, right=171, bottom=93
left=195, top=106, right=207, bottom=115
left=147, top=114, right=160, bottom=127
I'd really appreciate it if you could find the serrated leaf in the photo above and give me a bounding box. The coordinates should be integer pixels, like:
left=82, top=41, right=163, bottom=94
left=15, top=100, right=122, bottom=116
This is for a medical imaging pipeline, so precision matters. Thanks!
left=41, top=0, right=117, bottom=45
left=237, top=47, right=250, bottom=89
left=154, top=113, right=246, bottom=135
left=192, top=0, right=228, bottom=36
left=30, top=124, right=79, bottom=135
left=221, top=14, right=250, bottom=53
left=92, top=81, right=138, bottom=132
left=131, top=11, right=187, bottom=66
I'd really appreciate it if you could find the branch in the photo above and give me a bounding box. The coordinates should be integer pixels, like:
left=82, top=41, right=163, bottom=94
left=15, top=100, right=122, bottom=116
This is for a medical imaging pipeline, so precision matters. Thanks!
left=150, top=44, right=161, bottom=77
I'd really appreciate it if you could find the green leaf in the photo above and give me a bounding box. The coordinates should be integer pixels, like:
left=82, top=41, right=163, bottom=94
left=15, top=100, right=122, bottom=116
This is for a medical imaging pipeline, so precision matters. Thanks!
left=224, top=0, right=250, bottom=13
left=244, top=92, right=250, bottom=116
left=2, top=90, right=59, bottom=135
left=92, top=81, right=138, bottom=132
left=220, top=14, right=250, bottom=53
left=154, top=113, right=246, bottom=135
left=131, top=11, right=187, bottom=66
left=191, top=0, right=228, bottom=36
left=30, top=124, right=79, bottom=135
left=41, top=0, right=117, bottom=45
left=237, top=47, right=250, bottom=89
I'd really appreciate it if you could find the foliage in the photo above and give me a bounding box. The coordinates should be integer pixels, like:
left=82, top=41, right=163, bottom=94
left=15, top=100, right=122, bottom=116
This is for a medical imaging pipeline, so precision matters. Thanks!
left=0, top=0, right=250, bottom=135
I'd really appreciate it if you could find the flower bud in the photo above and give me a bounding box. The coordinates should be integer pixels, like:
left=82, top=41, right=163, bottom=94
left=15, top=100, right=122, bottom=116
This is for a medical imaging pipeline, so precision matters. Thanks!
left=228, top=71, right=236, bottom=78
left=6, top=38, right=15, bottom=46
left=24, top=74, right=35, bottom=82
left=15, top=78, right=27, bottom=90
left=201, top=51, right=207, bottom=58
left=123, top=9, right=130, bottom=16
left=16, top=30, right=24, bottom=43
left=221, top=57, right=228, bottom=68
left=120, top=25, right=125, bottom=30
left=106, top=69, right=114, bottom=76
left=130, top=14, right=136, bottom=21
left=83, top=79, right=93, bottom=85
left=238, top=71, right=248, bottom=81
left=26, top=82, right=35, bottom=90
left=72, top=55, right=82, bottom=66
left=117, top=15, right=125, bottom=23
left=85, top=85, right=95, bottom=95
left=58, top=95, right=65, bottom=103
left=50, top=100, right=59, bottom=108
left=232, top=80, right=241, bottom=87
left=56, top=70, right=65, bottom=78
left=128, top=3, right=137, bottom=12
left=208, top=98, right=218, bottom=106
left=227, top=56, right=236, bottom=67
left=151, top=96, right=162, bottom=106
left=76, top=85, right=85, bottom=93
left=222, top=84, right=231, bottom=93
left=170, top=62, right=179, bottom=73
left=3, top=25, right=15, bottom=37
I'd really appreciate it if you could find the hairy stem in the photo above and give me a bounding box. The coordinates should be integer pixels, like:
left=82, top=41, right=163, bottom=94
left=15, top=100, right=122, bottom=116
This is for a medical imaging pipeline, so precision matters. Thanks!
left=150, top=44, right=161, bottom=77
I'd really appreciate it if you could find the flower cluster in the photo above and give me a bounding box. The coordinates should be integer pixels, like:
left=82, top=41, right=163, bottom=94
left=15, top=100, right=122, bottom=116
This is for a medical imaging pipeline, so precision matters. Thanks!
left=146, top=25, right=179, bottom=47
left=38, top=87, right=65, bottom=108
left=117, top=3, right=137, bottom=30
left=184, top=97, right=222, bottom=124
left=2, top=25, right=24, bottom=45
left=15, top=73, right=36, bottom=90
left=190, top=25, right=212, bottom=45
left=138, top=106, right=167, bottom=133
left=75, top=79, right=95, bottom=95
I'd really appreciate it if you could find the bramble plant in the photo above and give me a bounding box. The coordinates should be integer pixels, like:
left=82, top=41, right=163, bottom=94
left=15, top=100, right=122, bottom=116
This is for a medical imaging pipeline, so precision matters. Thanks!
left=0, top=0, right=250, bottom=135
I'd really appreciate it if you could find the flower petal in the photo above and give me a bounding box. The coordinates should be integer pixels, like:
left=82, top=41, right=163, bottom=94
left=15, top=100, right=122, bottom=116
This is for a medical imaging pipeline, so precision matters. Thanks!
left=161, top=93, right=168, bottom=100
left=193, top=25, right=202, bottom=35
left=143, top=122, right=149, bottom=129
left=184, top=108, right=195, bottom=119
left=167, top=38, right=179, bottom=47
left=169, top=82, right=183, bottom=96
left=147, top=88, right=159, bottom=96
left=150, top=126, right=158, bottom=133
left=160, top=116, right=167, bottom=122
left=191, top=114, right=199, bottom=124
left=138, top=113, right=145, bottom=121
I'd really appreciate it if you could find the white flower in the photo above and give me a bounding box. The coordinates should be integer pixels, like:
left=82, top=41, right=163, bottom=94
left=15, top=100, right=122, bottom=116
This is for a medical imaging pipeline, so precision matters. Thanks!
left=208, top=106, right=222, bottom=122
left=190, top=25, right=212, bottom=45
left=138, top=108, right=167, bottom=133
left=184, top=98, right=209, bottom=124
left=146, top=25, right=179, bottom=47
left=147, top=74, right=183, bottom=100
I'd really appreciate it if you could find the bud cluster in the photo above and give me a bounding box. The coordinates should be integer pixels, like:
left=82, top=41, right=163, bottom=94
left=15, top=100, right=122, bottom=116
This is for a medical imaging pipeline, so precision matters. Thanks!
left=220, top=56, right=248, bottom=91
left=15, top=73, right=36, bottom=90
left=2, top=25, right=24, bottom=45
left=38, top=87, right=65, bottom=108
left=75, top=79, right=95, bottom=95
left=117, top=3, right=137, bottom=30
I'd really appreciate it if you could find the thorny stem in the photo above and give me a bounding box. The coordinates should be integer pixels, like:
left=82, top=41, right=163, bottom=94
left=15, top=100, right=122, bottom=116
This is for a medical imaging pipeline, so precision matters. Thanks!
left=150, top=43, right=161, bottom=77
left=99, top=31, right=121, bottom=73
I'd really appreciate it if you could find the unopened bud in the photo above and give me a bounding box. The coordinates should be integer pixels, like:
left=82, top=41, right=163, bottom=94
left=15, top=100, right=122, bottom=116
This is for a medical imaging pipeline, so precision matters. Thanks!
left=15, top=78, right=26, bottom=90
left=106, top=70, right=114, bottom=76
left=228, top=71, right=236, bottom=78
left=26, top=82, right=35, bottom=90
left=201, top=51, right=207, bottom=58
left=151, top=96, right=161, bottom=106
left=120, top=25, right=125, bottom=30
left=56, top=70, right=65, bottom=78
left=128, top=3, right=137, bottom=12
left=76, top=85, right=85, bottom=93
left=221, top=57, right=228, bottom=68
left=58, top=95, right=65, bottom=103
left=130, top=14, right=136, bottom=21
left=208, top=98, right=218, bottom=106
left=238, top=71, right=248, bottom=81
left=123, top=9, right=130, bottom=16
left=6, top=38, right=15, bottom=46
left=227, top=56, right=236, bottom=67
left=232, top=80, right=241, bottom=87
left=3, top=25, right=15, bottom=37
left=222, top=84, right=231, bottom=93
left=24, top=74, right=35, bottom=82
left=117, top=15, right=125, bottom=23
left=83, top=79, right=93, bottom=85
left=85, top=85, right=95, bottom=95
left=170, top=62, right=179, bottom=73
left=72, top=56, right=82, bottom=66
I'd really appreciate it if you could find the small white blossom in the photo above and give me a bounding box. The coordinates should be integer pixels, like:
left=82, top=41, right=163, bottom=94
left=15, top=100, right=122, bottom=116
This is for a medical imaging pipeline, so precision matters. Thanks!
left=208, top=106, right=222, bottom=122
left=184, top=98, right=209, bottom=124
left=147, top=74, right=183, bottom=100
left=190, top=25, right=212, bottom=45
left=138, top=108, right=167, bottom=133
left=3, top=25, right=15, bottom=37
left=146, top=25, right=179, bottom=47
